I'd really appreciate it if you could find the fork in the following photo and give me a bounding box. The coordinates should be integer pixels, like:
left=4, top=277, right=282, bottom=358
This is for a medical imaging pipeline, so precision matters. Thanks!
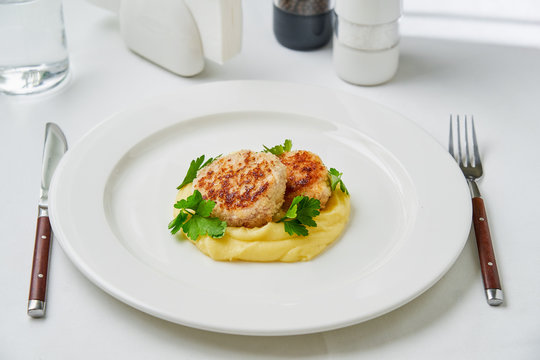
left=449, top=115, right=503, bottom=306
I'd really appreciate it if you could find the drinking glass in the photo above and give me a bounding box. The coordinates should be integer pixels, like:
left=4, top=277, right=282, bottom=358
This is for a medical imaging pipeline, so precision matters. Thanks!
left=0, top=0, right=69, bottom=95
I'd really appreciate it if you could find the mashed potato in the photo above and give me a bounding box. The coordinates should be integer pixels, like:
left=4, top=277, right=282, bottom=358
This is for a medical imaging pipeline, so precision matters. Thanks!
left=174, top=183, right=350, bottom=262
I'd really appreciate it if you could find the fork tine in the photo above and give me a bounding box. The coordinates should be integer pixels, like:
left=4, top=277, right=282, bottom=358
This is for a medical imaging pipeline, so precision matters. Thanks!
left=456, top=115, right=463, bottom=166
left=471, top=116, right=481, bottom=166
left=464, top=115, right=470, bottom=167
left=448, top=115, right=455, bottom=158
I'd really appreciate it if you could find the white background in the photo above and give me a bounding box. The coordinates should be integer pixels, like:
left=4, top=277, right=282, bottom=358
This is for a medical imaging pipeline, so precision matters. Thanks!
left=1, top=0, right=539, bottom=359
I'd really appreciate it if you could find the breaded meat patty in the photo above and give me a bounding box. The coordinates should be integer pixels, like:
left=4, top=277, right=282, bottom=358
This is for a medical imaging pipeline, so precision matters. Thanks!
left=280, top=150, right=332, bottom=209
left=193, top=150, right=287, bottom=228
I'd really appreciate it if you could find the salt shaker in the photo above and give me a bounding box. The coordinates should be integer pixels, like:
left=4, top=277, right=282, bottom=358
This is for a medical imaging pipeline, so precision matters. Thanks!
left=273, top=0, right=334, bottom=50
left=333, top=0, right=401, bottom=85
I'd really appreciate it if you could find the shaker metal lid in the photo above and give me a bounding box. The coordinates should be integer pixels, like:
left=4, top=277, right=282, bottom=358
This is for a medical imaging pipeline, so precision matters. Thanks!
left=335, top=0, right=401, bottom=25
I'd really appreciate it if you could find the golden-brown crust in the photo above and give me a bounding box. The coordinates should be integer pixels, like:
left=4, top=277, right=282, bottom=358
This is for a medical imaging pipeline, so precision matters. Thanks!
left=194, top=150, right=287, bottom=228
left=196, top=151, right=272, bottom=210
left=280, top=150, right=332, bottom=209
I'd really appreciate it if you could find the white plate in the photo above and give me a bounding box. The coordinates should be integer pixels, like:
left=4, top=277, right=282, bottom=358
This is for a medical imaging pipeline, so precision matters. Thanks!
left=49, top=81, right=471, bottom=336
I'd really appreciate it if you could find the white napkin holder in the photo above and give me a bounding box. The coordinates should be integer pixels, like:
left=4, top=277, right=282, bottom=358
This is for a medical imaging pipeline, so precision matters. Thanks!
left=87, top=0, right=242, bottom=77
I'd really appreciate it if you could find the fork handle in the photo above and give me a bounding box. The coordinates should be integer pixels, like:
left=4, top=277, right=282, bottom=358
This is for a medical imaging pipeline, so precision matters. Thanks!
left=472, top=197, right=503, bottom=306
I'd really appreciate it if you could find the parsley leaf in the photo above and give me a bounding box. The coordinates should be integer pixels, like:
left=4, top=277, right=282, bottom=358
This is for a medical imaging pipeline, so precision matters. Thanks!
left=284, top=220, right=309, bottom=237
left=196, top=199, right=215, bottom=217
left=168, top=190, right=227, bottom=240
left=174, top=188, right=203, bottom=210
left=328, top=168, right=349, bottom=195
left=279, top=196, right=321, bottom=236
left=176, top=154, right=221, bottom=190
left=168, top=211, right=188, bottom=235
left=263, top=139, right=292, bottom=156
left=184, top=216, right=226, bottom=239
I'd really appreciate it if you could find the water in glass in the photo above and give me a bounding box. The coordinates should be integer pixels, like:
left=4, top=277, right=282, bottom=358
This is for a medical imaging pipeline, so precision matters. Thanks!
left=0, top=0, right=69, bottom=95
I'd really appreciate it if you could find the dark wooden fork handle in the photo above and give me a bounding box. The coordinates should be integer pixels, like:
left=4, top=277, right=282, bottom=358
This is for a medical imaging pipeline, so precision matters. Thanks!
left=28, top=215, right=52, bottom=317
left=472, top=197, right=503, bottom=305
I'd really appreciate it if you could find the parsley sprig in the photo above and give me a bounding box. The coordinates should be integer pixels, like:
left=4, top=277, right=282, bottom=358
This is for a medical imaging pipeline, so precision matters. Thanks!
left=278, top=196, right=321, bottom=236
left=168, top=190, right=227, bottom=240
left=263, top=139, right=292, bottom=156
left=177, top=154, right=220, bottom=190
left=328, top=168, right=349, bottom=195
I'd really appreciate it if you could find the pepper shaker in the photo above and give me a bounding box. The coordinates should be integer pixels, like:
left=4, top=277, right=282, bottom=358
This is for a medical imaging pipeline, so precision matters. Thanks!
left=333, top=0, right=401, bottom=85
left=273, top=0, right=335, bottom=50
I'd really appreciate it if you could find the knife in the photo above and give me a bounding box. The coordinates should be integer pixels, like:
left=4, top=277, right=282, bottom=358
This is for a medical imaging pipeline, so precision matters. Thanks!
left=27, top=123, right=68, bottom=318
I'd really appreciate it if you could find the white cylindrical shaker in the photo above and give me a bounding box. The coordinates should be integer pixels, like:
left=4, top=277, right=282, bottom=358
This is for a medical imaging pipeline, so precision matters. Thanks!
left=333, top=0, right=402, bottom=85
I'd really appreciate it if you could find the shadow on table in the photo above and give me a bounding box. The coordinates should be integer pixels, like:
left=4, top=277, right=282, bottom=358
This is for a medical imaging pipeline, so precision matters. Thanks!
left=198, top=35, right=540, bottom=88
left=393, top=36, right=540, bottom=89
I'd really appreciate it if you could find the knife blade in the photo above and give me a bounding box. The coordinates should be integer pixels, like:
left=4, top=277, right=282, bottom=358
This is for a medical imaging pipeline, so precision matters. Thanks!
left=27, top=123, right=67, bottom=318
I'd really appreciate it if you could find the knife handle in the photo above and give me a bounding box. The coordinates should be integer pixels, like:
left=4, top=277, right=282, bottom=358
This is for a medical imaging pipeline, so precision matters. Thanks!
left=472, top=197, right=503, bottom=306
left=28, top=215, right=52, bottom=317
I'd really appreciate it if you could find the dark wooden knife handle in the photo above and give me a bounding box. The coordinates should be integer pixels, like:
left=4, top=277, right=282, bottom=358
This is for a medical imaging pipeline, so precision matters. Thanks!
left=29, top=216, right=52, bottom=302
left=472, top=197, right=501, bottom=290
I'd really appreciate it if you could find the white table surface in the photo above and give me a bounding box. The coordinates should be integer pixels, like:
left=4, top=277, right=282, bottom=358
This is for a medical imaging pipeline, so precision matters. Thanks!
left=2, top=1, right=539, bottom=358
